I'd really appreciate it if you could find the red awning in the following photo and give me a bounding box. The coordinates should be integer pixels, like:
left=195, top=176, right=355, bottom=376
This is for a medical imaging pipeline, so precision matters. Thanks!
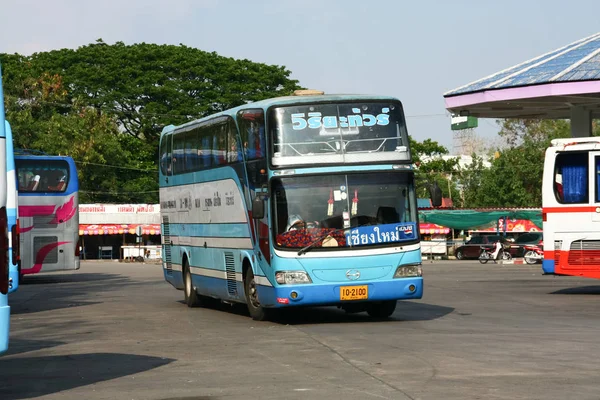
left=79, top=224, right=161, bottom=236
left=420, top=223, right=450, bottom=235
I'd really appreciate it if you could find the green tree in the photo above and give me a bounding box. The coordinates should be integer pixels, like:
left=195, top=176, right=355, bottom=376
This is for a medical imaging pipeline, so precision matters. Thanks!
left=410, top=137, right=460, bottom=202
left=1, top=41, right=303, bottom=203
left=6, top=40, right=302, bottom=144
left=454, top=154, right=487, bottom=207
left=461, top=119, right=573, bottom=208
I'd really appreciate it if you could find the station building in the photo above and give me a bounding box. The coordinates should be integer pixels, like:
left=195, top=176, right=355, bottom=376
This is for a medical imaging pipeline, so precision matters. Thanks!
left=78, top=204, right=161, bottom=260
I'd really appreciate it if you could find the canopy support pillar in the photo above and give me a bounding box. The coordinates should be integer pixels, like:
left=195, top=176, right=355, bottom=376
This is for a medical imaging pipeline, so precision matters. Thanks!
left=570, top=106, right=592, bottom=137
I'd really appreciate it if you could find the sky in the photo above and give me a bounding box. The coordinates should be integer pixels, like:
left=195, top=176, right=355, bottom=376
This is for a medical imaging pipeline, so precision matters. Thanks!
left=2, top=0, right=600, bottom=152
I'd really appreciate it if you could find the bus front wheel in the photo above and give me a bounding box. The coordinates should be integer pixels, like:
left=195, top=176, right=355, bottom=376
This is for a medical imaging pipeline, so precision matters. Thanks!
left=244, top=268, right=271, bottom=321
left=367, top=300, right=397, bottom=319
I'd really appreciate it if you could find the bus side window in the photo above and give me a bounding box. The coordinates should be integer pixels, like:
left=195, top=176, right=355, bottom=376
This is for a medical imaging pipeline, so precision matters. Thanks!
left=212, top=124, right=227, bottom=166
left=160, top=133, right=173, bottom=176
left=556, top=153, right=588, bottom=203
left=173, top=133, right=185, bottom=174
left=237, top=109, right=265, bottom=161
left=184, top=130, right=197, bottom=172
left=227, top=119, right=242, bottom=164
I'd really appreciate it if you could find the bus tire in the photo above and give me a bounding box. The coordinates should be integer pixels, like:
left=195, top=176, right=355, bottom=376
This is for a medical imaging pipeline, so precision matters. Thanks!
left=367, top=300, right=397, bottom=319
left=244, top=267, right=271, bottom=321
left=183, top=259, right=202, bottom=307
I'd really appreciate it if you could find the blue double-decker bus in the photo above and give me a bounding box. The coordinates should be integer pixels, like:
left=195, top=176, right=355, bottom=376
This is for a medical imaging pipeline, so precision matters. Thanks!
left=159, top=91, right=423, bottom=320
left=5, top=121, right=19, bottom=293
left=0, top=65, right=11, bottom=352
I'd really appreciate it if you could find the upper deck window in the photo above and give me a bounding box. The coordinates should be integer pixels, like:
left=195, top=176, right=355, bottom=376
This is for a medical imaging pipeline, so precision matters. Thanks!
left=16, top=159, right=70, bottom=193
left=269, top=101, right=410, bottom=167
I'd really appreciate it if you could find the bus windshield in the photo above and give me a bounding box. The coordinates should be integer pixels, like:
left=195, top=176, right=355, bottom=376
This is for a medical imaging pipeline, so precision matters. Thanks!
left=16, top=159, right=70, bottom=193
left=269, top=101, right=410, bottom=166
left=273, top=172, right=418, bottom=250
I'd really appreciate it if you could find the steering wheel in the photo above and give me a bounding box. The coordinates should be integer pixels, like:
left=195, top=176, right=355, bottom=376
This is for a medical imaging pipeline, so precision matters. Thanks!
left=289, top=221, right=305, bottom=231
left=305, top=221, right=320, bottom=229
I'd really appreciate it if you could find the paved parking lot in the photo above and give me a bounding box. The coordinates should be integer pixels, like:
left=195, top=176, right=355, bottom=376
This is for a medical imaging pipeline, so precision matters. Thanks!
left=1, top=260, right=600, bottom=399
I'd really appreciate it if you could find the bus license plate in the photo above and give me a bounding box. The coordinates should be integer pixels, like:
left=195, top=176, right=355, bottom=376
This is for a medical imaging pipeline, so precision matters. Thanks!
left=340, top=285, right=368, bottom=301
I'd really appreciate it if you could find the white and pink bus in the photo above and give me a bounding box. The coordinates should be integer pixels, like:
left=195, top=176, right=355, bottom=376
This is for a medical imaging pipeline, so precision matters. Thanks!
left=542, top=137, right=600, bottom=279
left=15, top=155, right=80, bottom=278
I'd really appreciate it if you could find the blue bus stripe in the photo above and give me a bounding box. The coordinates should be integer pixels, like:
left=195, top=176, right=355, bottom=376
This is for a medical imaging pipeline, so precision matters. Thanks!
left=167, top=223, right=250, bottom=238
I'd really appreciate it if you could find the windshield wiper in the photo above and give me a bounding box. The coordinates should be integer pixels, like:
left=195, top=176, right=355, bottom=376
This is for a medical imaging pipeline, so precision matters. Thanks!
left=297, top=224, right=371, bottom=256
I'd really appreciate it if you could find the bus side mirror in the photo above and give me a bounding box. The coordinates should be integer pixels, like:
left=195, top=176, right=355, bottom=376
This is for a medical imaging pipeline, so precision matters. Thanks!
left=252, top=197, right=265, bottom=220
left=429, top=181, right=442, bottom=208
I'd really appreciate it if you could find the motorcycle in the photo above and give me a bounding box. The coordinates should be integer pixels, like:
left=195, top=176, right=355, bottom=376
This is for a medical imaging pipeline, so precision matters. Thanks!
left=479, top=243, right=512, bottom=264
left=523, top=244, right=543, bottom=264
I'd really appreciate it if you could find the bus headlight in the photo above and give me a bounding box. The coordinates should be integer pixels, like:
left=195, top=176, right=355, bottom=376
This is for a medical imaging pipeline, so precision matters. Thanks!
left=275, top=271, right=312, bottom=284
left=394, top=264, right=422, bottom=278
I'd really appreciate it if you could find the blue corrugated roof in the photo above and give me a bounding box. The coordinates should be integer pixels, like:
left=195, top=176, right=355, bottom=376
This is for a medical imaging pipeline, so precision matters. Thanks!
left=445, top=32, right=600, bottom=97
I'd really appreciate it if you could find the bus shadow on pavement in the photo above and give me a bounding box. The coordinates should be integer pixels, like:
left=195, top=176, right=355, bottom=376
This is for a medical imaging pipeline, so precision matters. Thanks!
left=273, top=301, right=454, bottom=325
left=550, top=286, right=600, bottom=295
left=0, top=353, right=175, bottom=400
left=11, top=273, right=154, bottom=315
left=177, top=299, right=454, bottom=325
left=19, top=272, right=125, bottom=285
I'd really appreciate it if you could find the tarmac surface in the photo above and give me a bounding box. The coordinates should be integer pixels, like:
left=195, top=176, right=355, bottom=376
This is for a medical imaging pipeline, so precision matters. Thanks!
left=2, top=259, right=600, bottom=399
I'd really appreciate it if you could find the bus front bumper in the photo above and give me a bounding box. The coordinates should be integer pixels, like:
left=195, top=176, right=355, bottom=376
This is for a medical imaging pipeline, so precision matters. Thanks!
left=542, top=260, right=555, bottom=274
left=257, top=277, right=423, bottom=308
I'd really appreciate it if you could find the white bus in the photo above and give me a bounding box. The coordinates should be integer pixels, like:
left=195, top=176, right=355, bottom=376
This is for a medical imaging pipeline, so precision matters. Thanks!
left=542, top=137, right=600, bottom=279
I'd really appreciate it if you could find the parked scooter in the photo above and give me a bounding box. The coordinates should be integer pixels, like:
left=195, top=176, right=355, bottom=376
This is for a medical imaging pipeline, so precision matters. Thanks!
left=479, top=242, right=512, bottom=264
left=523, top=244, right=543, bottom=264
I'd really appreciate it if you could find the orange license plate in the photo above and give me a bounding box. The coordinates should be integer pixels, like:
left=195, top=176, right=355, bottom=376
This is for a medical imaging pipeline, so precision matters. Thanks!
left=340, top=285, right=368, bottom=301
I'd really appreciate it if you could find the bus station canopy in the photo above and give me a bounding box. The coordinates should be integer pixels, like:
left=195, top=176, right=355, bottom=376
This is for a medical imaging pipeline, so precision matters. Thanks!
left=444, top=32, right=600, bottom=120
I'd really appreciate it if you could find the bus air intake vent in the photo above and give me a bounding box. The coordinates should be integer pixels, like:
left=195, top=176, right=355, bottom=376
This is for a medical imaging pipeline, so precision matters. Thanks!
left=568, top=240, right=600, bottom=266
left=224, top=252, right=237, bottom=295
left=162, top=216, right=172, bottom=273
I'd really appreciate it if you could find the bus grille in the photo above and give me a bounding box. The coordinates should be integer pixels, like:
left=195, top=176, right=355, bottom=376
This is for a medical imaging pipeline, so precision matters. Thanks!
left=34, top=236, right=59, bottom=264
left=568, top=240, right=600, bottom=266
left=224, top=252, right=237, bottom=296
left=162, top=216, right=172, bottom=273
